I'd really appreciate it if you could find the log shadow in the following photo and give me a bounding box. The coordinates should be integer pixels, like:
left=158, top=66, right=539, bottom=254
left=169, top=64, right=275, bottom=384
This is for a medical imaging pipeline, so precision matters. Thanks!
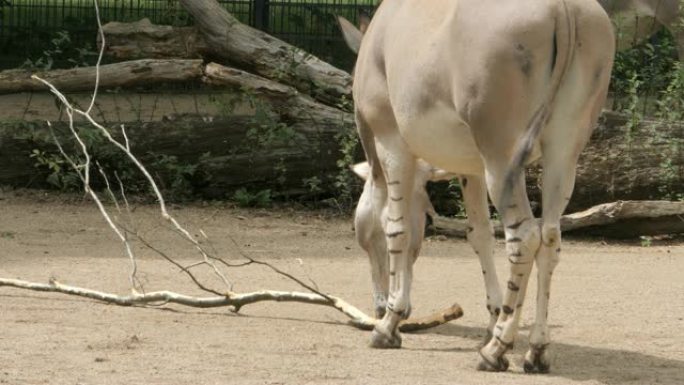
left=422, top=323, right=684, bottom=384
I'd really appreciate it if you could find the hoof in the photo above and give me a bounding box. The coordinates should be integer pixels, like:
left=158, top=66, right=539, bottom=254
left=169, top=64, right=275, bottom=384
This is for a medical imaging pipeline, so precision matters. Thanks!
left=370, top=328, right=402, bottom=349
left=523, top=346, right=551, bottom=374
left=476, top=352, right=509, bottom=372
left=374, top=306, right=386, bottom=319
left=400, top=304, right=412, bottom=320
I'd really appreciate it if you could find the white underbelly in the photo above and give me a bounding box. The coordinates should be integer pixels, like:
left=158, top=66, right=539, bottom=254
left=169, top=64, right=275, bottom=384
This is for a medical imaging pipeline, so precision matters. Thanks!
left=397, top=104, right=484, bottom=176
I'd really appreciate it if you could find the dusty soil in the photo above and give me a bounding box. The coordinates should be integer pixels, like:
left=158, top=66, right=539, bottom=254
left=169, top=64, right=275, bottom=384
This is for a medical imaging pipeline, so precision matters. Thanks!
left=1, top=191, right=683, bottom=385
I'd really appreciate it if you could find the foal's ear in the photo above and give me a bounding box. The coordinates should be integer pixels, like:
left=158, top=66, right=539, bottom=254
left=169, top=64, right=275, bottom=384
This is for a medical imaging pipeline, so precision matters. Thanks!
left=358, top=11, right=372, bottom=34
left=350, top=162, right=371, bottom=181
left=430, top=168, right=457, bottom=182
left=337, top=16, right=364, bottom=54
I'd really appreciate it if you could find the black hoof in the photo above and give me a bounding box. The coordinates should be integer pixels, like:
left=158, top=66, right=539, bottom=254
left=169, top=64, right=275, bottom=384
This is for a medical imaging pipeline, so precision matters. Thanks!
left=370, top=328, right=402, bottom=349
left=523, top=347, right=551, bottom=374
left=476, top=353, right=509, bottom=372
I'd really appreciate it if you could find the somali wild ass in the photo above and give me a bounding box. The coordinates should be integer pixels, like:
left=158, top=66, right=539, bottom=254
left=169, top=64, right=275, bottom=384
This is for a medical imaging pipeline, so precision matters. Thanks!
left=350, top=0, right=614, bottom=373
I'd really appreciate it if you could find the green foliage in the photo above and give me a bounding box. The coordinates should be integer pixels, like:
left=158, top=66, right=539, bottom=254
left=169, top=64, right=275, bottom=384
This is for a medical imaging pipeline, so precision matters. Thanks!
left=612, top=31, right=679, bottom=117
left=21, top=30, right=97, bottom=71
left=302, top=175, right=323, bottom=197
left=610, top=28, right=684, bottom=203
left=148, top=152, right=213, bottom=201
left=655, top=62, right=684, bottom=122
left=333, top=122, right=360, bottom=209
left=447, top=178, right=466, bottom=218
left=232, top=188, right=272, bottom=208
left=25, top=121, right=212, bottom=202
left=29, top=148, right=81, bottom=190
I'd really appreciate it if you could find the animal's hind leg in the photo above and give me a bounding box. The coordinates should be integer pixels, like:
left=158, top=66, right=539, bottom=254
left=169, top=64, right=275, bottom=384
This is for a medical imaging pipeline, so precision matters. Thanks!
left=477, top=168, right=540, bottom=372
left=369, top=134, right=417, bottom=349
left=524, top=77, right=609, bottom=374
left=523, top=150, right=577, bottom=374
left=461, top=175, right=502, bottom=342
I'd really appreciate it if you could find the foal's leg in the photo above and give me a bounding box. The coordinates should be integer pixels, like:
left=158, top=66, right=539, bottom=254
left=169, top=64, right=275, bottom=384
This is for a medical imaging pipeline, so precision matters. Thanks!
left=461, top=175, right=502, bottom=341
left=354, top=177, right=389, bottom=318
left=369, top=135, right=417, bottom=349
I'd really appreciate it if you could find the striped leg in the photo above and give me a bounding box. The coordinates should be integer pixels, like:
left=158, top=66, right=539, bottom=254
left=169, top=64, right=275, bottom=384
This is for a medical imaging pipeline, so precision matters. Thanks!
left=478, top=169, right=540, bottom=372
left=461, top=175, right=502, bottom=342
left=524, top=152, right=578, bottom=373
left=369, top=136, right=417, bottom=349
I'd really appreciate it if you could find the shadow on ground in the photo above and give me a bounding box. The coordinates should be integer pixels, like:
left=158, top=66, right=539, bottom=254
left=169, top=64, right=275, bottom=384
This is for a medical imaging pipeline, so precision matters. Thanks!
left=424, top=323, right=684, bottom=385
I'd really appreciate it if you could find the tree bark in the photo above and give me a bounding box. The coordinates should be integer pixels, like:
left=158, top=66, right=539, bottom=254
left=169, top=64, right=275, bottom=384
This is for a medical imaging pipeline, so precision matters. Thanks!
left=176, top=0, right=352, bottom=107
left=101, top=19, right=208, bottom=60
left=0, top=59, right=203, bottom=94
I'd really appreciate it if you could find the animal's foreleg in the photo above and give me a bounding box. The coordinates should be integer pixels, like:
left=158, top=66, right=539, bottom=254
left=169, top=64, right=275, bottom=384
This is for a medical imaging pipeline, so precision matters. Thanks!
left=478, top=170, right=540, bottom=372
left=461, top=175, right=502, bottom=342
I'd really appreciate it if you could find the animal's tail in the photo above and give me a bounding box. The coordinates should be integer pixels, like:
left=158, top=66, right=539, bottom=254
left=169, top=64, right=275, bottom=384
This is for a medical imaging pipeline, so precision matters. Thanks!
left=498, top=0, right=576, bottom=212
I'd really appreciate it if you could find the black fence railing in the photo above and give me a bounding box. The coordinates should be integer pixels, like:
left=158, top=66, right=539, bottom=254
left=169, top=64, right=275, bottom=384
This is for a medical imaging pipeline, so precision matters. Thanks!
left=0, top=0, right=376, bottom=70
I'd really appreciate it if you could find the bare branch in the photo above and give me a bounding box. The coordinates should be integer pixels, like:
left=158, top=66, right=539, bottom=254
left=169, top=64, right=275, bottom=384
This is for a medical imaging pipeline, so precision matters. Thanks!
left=0, top=278, right=463, bottom=332
left=87, top=0, right=106, bottom=115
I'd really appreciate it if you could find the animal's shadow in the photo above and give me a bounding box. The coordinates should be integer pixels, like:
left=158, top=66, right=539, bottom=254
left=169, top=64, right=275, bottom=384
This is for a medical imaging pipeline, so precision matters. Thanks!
left=415, top=323, right=684, bottom=384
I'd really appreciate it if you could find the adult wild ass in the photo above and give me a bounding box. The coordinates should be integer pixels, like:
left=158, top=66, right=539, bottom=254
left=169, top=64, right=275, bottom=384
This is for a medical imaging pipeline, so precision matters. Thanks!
left=341, top=0, right=681, bottom=336
left=341, top=15, right=503, bottom=335
left=350, top=0, right=614, bottom=373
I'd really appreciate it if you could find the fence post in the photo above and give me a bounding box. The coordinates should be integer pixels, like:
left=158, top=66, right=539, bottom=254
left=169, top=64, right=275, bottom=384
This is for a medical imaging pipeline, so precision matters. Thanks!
left=254, top=0, right=270, bottom=32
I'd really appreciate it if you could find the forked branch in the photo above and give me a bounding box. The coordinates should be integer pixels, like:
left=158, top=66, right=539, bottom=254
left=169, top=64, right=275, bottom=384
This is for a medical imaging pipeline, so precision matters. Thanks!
left=0, top=278, right=463, bottom=332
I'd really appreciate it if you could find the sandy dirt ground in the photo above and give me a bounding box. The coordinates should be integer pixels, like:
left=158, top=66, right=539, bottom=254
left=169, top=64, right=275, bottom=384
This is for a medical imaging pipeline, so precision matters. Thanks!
left=1, top=191, right=683, bottom=385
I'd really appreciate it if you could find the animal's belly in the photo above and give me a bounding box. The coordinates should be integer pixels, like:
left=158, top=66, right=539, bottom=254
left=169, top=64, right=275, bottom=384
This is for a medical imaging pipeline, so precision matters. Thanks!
left=397, top=106, right=484, bottom=176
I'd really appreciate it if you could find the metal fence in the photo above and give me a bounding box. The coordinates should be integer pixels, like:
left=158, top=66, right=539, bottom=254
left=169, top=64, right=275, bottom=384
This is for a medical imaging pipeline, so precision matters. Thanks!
left=0, top=0, right=375, bottom=70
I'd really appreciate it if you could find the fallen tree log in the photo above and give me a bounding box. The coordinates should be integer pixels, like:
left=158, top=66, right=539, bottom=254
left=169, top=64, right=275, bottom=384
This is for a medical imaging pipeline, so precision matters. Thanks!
left=100, top=2, right=353, bottom=107
left=527, top=112, right=684, bottom=212
left=0, top=60, right=356, bottom=197
left=0, top=114, right=346, bottom=197
left=202, top=62, right=345, bottom=121
left=101, top=19, right=208, bottom=60
left=0, top=59, right=203, bottom=94
left=0, top=92, right=682, bottom=206
left=432, top=200, right=684, bottom=238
